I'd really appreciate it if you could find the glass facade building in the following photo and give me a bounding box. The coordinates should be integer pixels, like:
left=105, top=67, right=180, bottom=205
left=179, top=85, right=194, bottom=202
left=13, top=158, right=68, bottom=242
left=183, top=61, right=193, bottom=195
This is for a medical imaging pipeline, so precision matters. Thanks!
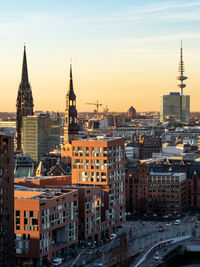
left=160, top=92, right=190, bottom=122
left=22, top=114, right=60, bottom=163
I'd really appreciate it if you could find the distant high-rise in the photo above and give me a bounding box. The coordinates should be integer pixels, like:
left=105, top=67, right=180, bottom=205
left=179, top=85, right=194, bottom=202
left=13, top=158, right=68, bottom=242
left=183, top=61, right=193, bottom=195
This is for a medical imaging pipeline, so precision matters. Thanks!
left=22, top=114, right=60, bottom=163
left=0, top=134, right=14, bottom=267
left=160, top=42, right=190, bottom=122
left=61, top=63, right=78, bottom=163
left=160, top=92, right=190, bottom=122
left=16, top=45, right=34, bottom=151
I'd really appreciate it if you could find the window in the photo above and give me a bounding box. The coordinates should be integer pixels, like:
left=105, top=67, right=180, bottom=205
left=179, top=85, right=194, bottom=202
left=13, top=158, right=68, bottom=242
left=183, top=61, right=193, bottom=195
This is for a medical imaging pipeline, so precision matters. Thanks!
left=16, top=210, right=20, bottom=217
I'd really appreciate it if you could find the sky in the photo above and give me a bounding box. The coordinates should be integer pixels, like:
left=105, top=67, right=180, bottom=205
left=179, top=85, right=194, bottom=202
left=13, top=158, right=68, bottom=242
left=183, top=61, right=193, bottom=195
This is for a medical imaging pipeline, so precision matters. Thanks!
left=0, top=0, right=200, bottom=113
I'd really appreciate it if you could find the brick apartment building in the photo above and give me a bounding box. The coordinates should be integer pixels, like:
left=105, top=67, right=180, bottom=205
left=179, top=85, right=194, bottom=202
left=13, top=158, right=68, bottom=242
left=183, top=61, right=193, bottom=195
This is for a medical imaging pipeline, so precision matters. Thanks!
left=15, top=187, right=78, bottom=266
left=147, top=172, right=187, bottom=216
left=71, top=137, right=126, bottom=235
left=0, top=134, right=14, bottom=267
left=125, top=164, right=148, bottom=214
left=13, top=136, right=126, bottom=266
left=76, top=187, right=102, bottom=244
left=126, top=162, right=187, bottom=216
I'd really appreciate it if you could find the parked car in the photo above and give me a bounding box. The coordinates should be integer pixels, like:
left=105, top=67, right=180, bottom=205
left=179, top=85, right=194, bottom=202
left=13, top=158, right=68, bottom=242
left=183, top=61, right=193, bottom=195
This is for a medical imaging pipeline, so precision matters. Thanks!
left=154, top=251, right=160, bottom=261
left=86, top=250, right=93, bottom=255
left=110, top=233, right=117, bottom=240
left=52, top=258, right=63, bottom=266
left=166, top=222, right=171, bottom=226
left=96, top=249, right=102, bottom=255
left=81, top=260, right=86, bottom=266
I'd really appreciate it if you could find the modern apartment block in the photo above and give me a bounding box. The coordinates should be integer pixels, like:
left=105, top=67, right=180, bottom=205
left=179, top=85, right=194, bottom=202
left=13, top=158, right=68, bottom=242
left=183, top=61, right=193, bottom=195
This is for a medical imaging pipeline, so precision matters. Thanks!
left=0, top=134, right=14, bottom=267
left=71, top=137, right=126, bottom=235
left=22, top=114, right=60, bottom=163
left=15, top=187, right=78, bottom=266
left=77, top=187, right=102, bottom=244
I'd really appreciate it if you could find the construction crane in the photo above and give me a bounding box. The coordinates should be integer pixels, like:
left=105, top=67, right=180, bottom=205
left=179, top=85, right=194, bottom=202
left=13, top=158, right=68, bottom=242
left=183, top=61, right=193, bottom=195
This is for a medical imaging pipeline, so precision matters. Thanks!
left=103, top=105, right=109, bottom=119
left=85, top=100, right=102, bottom=118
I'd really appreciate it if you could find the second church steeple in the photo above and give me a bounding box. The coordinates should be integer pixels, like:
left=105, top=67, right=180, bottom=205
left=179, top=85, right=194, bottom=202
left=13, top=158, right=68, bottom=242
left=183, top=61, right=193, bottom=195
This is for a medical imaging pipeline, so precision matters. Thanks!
left=63, top=62, right=78, bottom=144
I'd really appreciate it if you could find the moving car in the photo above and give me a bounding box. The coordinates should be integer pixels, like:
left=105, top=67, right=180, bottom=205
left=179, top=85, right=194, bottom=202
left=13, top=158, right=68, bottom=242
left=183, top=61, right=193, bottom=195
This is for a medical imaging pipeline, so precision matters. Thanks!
left=52, top=258, right=63, bottom=266
left=154, top=251, right=160, bottom=261
left=174, top=219, right=181, bottom=225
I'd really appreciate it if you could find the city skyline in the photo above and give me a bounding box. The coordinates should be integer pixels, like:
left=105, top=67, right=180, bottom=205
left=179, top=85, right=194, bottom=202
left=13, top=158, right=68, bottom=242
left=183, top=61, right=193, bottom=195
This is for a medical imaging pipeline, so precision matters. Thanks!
left=0, top=0, right=200, bottom=112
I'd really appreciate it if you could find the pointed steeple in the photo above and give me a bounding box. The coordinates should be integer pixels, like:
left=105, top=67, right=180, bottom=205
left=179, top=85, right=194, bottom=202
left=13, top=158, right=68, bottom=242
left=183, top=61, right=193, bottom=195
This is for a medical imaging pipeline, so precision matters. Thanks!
left=21, top=44, right=29, bottom=88
left=63, top=60, right=78, bottom=145
left=68, top=60, right=76, bottom=99
left=16, top=45, right=34, bottom=151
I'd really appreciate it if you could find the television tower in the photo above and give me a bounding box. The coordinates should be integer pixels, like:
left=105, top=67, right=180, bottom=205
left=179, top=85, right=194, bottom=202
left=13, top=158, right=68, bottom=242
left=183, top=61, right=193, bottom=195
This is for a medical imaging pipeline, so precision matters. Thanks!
left=177, top=40, right=187, bottom=121
left=177, top=40, right=187, bottom=96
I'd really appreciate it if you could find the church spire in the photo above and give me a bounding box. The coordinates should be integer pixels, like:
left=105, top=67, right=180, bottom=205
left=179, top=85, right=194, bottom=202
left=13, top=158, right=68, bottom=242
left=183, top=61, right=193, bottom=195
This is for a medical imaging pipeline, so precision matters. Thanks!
left=68, top=60, right=75, bottom=99
left=63, top=61, right=78, bottom=145
left=16, top=45, right=34, bottom=151
left=21, top=44, right=29, bottom=88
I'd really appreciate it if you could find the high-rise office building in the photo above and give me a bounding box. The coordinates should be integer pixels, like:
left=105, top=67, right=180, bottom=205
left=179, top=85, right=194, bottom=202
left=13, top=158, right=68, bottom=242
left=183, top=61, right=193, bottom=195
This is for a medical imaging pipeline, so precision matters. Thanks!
left=160, top=42, right=190, bottom=122
left=0, top=134, right=14, bottom=267
left=22, top=114, right=60, bottom=163
left=160, top=92, right=190, bottom=122
left=16, top=46, right=34, bottom=151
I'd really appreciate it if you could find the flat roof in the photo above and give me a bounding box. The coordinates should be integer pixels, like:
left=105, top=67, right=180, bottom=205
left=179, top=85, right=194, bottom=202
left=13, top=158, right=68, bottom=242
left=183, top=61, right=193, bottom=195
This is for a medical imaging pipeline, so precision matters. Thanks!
left=15, top=191, right=44, bottom=199
left=14, top=185, right=77, bottom=200
left=73, top=137, right=123, bottom=142
left=15, top=175, right=71, bottom=181
left=149, top=172, right=186, bottom=176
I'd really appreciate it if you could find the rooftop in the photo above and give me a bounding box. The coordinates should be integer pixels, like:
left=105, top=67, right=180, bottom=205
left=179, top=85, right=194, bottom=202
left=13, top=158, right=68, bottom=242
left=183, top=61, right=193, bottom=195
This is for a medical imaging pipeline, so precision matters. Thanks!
left=73, top=136, right=123, bottom=142
left=14, top=185, right=76, bottom=200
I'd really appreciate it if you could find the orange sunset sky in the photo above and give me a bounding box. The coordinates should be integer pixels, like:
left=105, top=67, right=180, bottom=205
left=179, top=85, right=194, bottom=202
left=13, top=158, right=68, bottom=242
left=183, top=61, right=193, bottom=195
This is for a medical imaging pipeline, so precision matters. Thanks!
left=0, top=0, right=200, bottom=113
